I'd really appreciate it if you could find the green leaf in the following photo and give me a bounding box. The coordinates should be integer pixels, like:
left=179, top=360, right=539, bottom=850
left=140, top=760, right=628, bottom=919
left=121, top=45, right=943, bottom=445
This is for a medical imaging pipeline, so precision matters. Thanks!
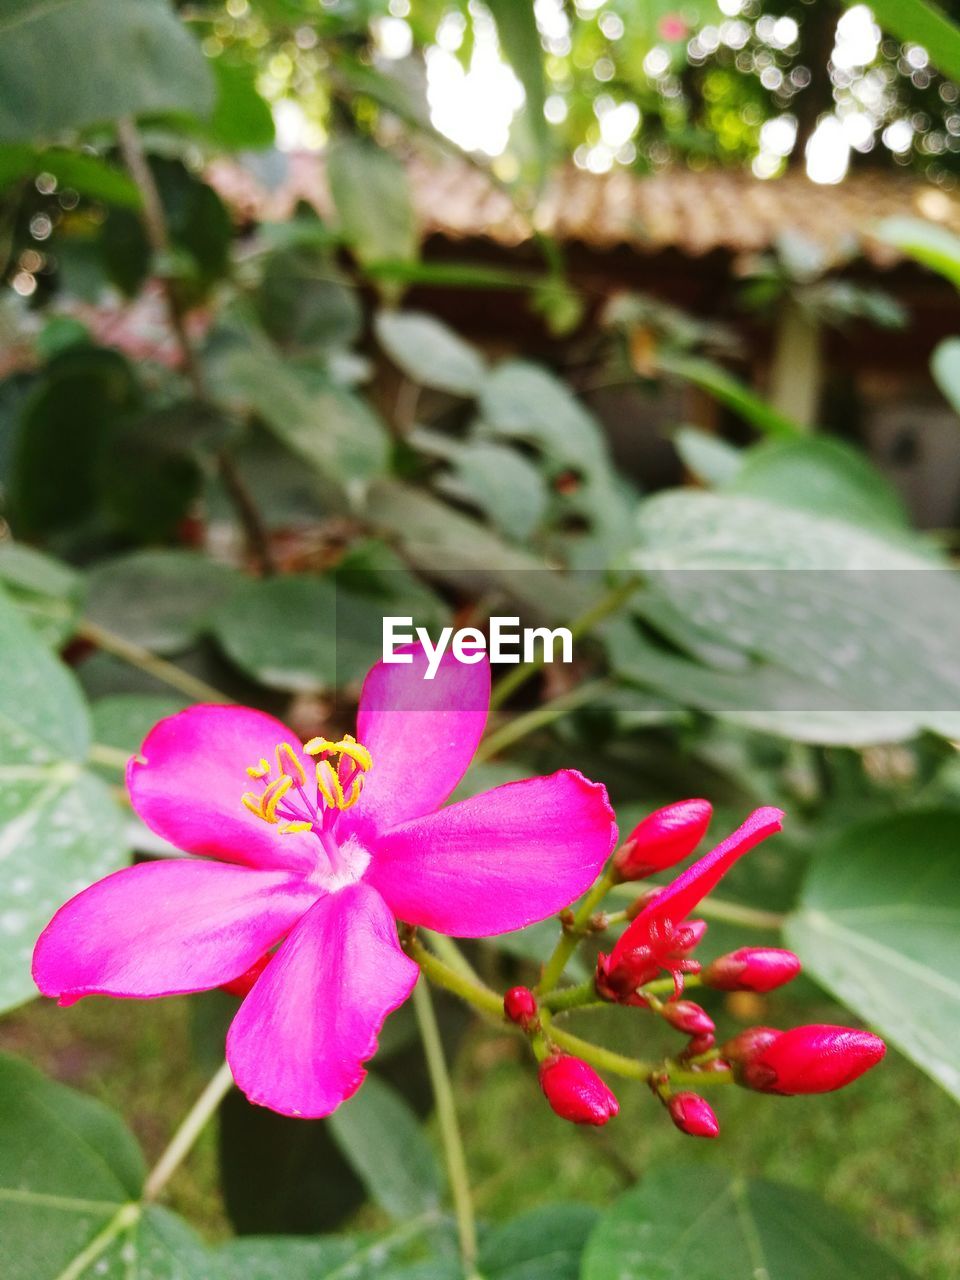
left=875, top=216, right=960, bottom=289
left=0, top=144, right=140, bottom=206
left=485, top=0, right=550, bottom=180
left=617, top=490, right=960, bottom=745
left=861, top=0, right=960, bottom=86
left=375, top=311, right=487, bottom=397
left=931, top=336, right=960, bottom=417
left=85, top=551, right=240, bottom=655
left=657, top=351, right=804, bottom=440
left=211, top=574, right=338, bottom=692
left=217, top=1229, right=457, bottom=1279
left=89, top=694, right=187, bottom=779
left=328, top=1075, right=443, bottom=1220
left=726, top=437, right=910, bottom=531
left=207, top=58, right=275, bottom=150
left=786, top=811, right=960, bottom=1105
left=327, top=136, right=418, bottom=270
left=671, top=426, right=743, bottom=487
left=0, top=0, right=215, bottom=145
left=581, top=1166, right=916, bottom=1280
left=479, top=1204, right=599, bottom=1279
left=256, top=252, right=362, bottom=354
left=0, top=542, right=83, bottom=646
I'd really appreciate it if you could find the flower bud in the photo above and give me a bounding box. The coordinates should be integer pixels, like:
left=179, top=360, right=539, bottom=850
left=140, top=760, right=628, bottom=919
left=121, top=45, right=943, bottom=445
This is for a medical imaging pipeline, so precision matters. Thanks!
left=666, top=1092, right=720, bottom=1138
left=614, top=799, right=713, bottom=881
left=738, top=1025, right=886, bottom=1095
left=661, top=1000, right=715, bottom=1037
left=539, top=1054, right=619, bottom=1126
left=681, top=1032, right=716, bottom=1059
left=721, top=1026, right=781, bottom=1065
left=703, top=948, right=801, bottom=993
left=595, top=946, right=659, bottom=1005
left=221, top=953, right=271, bottom=998
left=504, top=986, right=538, bottom=1030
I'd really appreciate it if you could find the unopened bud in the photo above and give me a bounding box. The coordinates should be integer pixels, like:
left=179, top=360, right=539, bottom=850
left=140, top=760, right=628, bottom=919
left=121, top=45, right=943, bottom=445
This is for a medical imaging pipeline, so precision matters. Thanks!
left=703, top=948, right=801, bottom=993
left=681, top=1032, right=717, bottom=1059
left=721, top=1026, right=781, bottom=1065
left=666, top=1092, right=720, bottom=1139
left=737, top=1025, right=886, bottom=1095
left=539, top=1054, right=619, bottom=1126
left=504, top=986, right=538, bottom=1030
left=613, top=799, right=713, bottom=881
left=221, top=953, right=271, bottom=998
left=661, top=1000, right=715, bottom=1037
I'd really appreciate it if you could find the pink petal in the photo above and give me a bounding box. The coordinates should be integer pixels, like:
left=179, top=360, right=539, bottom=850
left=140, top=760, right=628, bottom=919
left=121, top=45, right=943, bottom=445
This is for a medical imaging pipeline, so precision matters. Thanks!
left=226, top=883, right=418, bottom=1118
left=128, top=704, right=319, bottom=872
left=351, top=644, right=489, bottom=835
left=33, top=860, right=317, bottom=1003
left=366, top=771, right=617, bottom=936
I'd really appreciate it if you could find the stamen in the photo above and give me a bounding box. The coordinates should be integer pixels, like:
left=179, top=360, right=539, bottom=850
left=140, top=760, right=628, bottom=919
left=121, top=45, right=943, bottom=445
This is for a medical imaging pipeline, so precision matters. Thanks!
left=246, top=759, right=270, bottom=779
left=241, top=792, right=265, bottom=817
left=242, top=734, right=373, bottom=829
left=316, top=760, right=346, bottom=810
left=261, top=775, right=293, bottom=823
left=275, top=742, right=307, bottom=786
left=280, top=820, right=313, bottom=834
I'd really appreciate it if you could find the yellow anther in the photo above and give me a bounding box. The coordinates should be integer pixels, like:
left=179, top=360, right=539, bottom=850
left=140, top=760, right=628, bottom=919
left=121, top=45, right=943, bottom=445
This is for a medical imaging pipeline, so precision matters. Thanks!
left=304, top=736, right=334, bottom=756
left=261, top=774, right=293, bottom=823
left=246, top=758, right=270, bottom=779
left=340, top=777, right=362, bottom=810
left=280, top=820, right=313, bottom=834
left=304, top=733, right=372, bottom=774
left=241, top=792, right=265, bottom=818
left=316, top=760, right=347, bottom=810
left=276, top=742, right=307, bottom=786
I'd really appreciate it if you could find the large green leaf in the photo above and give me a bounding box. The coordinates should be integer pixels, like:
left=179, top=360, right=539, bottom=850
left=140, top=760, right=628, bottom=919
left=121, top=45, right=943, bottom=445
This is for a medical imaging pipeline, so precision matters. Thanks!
left=478, top=1203, right=598, bottom=1279
left=875, top=216, right=960, bottom=290
left=617, top=490, right=960, bottom=744
left=327, top=136, right=418, bottom=269
left=861, top=0, right=960, bottom=87
left=0, top=542, right=83, bottom=646
left=486, top=0, right=550, bottom=180
left=0, top=145, right=140, bottom=206
left=85, top=551, right=240, bottom=655
left=375, top=311, right=487, bottom=397
left=657, top=351, right=804, bottom=440
left=581, top=1166, right=916, bottom=1280
left=328, top=1075, right=443, bottom=1220
left=786, top=811, right=960, bottom=1105
left=0, top=0, right=214, bottom=145
left=0, top=1056, right=218, bottom=1280
left=931, top=336, right=960, bottom=417
left=211, top=575, right=338, bottom=693
left=0, top=591, right=128, bottom=1012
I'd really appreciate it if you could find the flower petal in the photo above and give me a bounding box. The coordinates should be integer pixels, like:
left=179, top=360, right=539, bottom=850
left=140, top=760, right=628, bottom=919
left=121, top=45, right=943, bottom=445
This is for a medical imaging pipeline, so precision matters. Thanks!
left=33, top=860, right=316, bottom=1003
left=351, top=644, right=489, bottom=834
left=226, top=883, right=418, bottom=1118
left=128, top=704, right=318, bottom=872
left=366, top=771, right=617, bottom=936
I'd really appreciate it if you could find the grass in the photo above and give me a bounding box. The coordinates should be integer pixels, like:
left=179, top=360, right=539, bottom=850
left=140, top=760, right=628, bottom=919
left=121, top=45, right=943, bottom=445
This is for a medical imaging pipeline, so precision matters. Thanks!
left=1, top=981, right=957, bottom=1277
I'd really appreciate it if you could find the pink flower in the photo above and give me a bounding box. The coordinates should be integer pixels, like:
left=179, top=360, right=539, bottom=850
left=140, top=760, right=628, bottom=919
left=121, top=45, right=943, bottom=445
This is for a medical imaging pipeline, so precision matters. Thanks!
left=33, top=647, right=616, bottom=1119
left=703, top=947, right=801, bottom=993
left=734, top=1025, right=886, bottom=1095
left=539, top=1054, right=619, bottom=1125
left=658, top=14, right=688, bottom=42
left=666, top=1092, right=719, bottom=1139
left=597, top=807, right=784, bottom=1003
left=613, top=798, right=712, bottom=881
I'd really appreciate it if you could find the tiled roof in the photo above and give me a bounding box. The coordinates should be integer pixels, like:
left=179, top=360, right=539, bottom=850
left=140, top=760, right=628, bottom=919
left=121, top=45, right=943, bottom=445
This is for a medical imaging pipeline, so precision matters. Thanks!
left=208, top=150, right=960, bottom=267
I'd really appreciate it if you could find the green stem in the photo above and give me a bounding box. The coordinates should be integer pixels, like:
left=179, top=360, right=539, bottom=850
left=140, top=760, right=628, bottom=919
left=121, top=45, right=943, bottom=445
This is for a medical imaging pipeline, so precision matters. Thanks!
left=541, top=1013, right=653, bottom=1080
left=541, top=978, right=598, bottom=1013
left=409, top=936, right=505, bottom=1021
left=55, top=1202, right=141, bottom=1280
left=411, top=980, right=481, bottom=1280
left=667, top=1066, right=734, bottom=1089
left=143, top=1061, right=234, bottom=1202
left=78, top=619, right=229, bottom=705
left=476, top=679, right=611, bottom=762
left=88, top=743, right=134, bottom=771
left=536, top=865, right=618, bottom=995
left=641, top=974, right=703, bottom=997
left=422, top=930, right=484, bottom=985
left=489, top=575, right=642, bottom=710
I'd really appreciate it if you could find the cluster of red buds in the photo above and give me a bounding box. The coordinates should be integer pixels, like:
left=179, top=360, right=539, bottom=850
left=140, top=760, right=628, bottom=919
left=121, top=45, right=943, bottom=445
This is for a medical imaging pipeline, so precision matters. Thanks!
left=507, top=801, right=886, bottom=1135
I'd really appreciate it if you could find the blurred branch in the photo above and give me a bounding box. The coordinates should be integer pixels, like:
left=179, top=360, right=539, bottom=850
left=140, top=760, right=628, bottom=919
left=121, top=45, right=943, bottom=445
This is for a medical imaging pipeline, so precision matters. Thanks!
left=77, top=618, right=229, bottom=704
left=114, top=117, right=275, bottom=574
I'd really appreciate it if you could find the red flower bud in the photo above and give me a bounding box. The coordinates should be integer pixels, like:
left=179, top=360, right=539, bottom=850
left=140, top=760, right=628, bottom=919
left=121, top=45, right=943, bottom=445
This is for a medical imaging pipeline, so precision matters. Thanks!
left=539, top=1054, right=619, bottom=1126
left=221, top=953, right=271, bottom=998
left=504, top=986, right=538, bottom=1029
left=614, top=799, right=713, bottom=880
left=681, top=1032, right=717, bottom=1059
left=703, top=948, right=801, bottom=993
left=721, top=1025, right=781, bottom=1065
left=661, top=1000, right=715, bottom=1037
left=738, top=1025, right=886, bottom=1095
left=666, top=1092, right=720, bottom=1139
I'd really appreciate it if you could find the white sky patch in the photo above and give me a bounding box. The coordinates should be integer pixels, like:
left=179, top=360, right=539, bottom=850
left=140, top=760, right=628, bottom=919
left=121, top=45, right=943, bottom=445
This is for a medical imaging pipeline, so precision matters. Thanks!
left=806, top=115, right=851, bottom=184
left=426, top=10, right=525, bottom=157
left=832, top=4, right=881, bottom=71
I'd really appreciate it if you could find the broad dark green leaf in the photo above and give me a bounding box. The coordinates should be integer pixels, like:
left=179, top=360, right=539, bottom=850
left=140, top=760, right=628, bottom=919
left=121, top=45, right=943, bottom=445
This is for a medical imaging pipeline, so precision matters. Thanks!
left=486, top=0, right=550, bottom=181
left=218, top=1230, right=457, bottom=1280
left=0, top=0, right=214, bottom=145
left=328, top=1075, right=443, bottom=1220
left=862, top=0, right=960, bottom=86
left=581, top=1166, right=916, bottom=1280
left=479, top=1204, right=598, bottom=1280
left=413, top=430, right=547, bottom=542
left=726, top=437, right=909, bottom=530
left=375, top=311, right=487, bottom=397
left=786, top=811, right=960, bottom=1105
left=206, top=58, right=275, bottom=151
left=327, top=136, right=418, bottom=269
left=256, top=251, right=362, bottom=354
left=211, top=574, right=338, bottom=692
left=0, top=145, right=140, bottom=205
left=85, top=551, right=240, bottom=655
left=657, top=351, right=804, bottom=440
left=875, top=216, right=960, bottom=290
